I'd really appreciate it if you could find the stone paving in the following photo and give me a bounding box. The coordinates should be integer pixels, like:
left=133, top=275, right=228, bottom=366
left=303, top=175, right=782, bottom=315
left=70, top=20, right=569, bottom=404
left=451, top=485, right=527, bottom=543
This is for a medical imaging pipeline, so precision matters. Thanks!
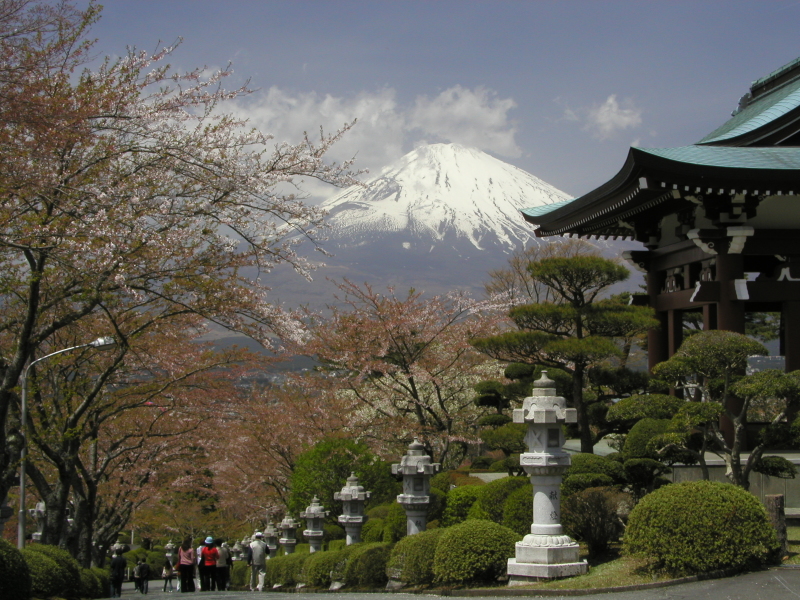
left=120, top=567, right=800, bottom=600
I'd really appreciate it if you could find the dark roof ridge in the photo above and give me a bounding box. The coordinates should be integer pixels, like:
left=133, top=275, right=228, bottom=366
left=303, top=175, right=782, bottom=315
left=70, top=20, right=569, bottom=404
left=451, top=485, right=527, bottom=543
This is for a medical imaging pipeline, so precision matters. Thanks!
left=749, top=56, right=800, bottom=100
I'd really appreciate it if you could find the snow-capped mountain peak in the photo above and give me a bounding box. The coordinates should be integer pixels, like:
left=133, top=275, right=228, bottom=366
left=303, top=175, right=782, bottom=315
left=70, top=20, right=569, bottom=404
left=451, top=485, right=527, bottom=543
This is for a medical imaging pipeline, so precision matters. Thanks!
left=321, top=143, right=570, bottom=251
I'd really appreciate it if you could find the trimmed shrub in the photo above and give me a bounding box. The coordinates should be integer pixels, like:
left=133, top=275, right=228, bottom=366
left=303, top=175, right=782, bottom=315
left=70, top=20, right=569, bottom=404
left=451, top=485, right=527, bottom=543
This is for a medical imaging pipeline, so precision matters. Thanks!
left=27, top=543, right=82, bottom=597
left=264, top=552, right=310, bottom=587
left=90, top=566, right=109, bottom=595
left=382, top=502, right=408, bottom=542
left=22, top=547, right=65, bottom=599
left=327, top=539, right=347, bottom=552
left=561, top=473, right=614, bottom=498
left=624, top=418, right=671, bottom=459
left=80, top=567, right=102, bottom=598
left=0, top=538, right=31, bottom=600
left=330, top=544, right=359, bottom=582
left=469, top=455, right=496, bottom=469
left=476, top=476, right=529, bottom=524
left=564, top=453, right=625, bottom=482
left=433, top=520, right=520, bottom=584
left=562, top=487, right=632, bottom=557
left=386, top=527, right=445, bottom=585
left=428, top=487, right=446, bottom=524
left=466, top=501, right=491, bottom=521
left=361, top=518, right=385, bottom=543
left=441, top=484, right=484, bottom=527
left=502, top=485, right=532, bottom=536
left=343, top=542, right=392, bottom=587
left=304, top=549, right=347, bottom=588
left=366, top=504, right=392, bottom=520
left=230, top=561, right=249, bottom=589
left=430, top=471, right=453, bottom=493
left=624, top=480, right=780, bottom=575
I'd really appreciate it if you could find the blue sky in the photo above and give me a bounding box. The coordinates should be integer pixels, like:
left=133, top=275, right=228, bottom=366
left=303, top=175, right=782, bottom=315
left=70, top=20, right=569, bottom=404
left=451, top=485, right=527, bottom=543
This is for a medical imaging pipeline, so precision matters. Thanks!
left=90, top=1, right=800, bottom=199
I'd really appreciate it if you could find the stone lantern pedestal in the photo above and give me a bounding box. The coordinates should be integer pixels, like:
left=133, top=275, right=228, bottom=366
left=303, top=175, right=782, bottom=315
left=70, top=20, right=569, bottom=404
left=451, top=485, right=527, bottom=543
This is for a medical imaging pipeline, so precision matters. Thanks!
left=278, top=515, right=300, bottom=555
left=335, top=473, right=371, bottom=545
left=392, top=440, right=440, bottom=536
left=507, top=372, right=588, bottom=584
left=300, top=498, right=328, bottom=553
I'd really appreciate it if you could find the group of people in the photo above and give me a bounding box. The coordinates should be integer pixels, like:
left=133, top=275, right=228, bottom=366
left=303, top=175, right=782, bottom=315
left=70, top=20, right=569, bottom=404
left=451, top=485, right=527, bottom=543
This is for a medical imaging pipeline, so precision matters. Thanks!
left=107, top=535, right=233, bottom=597
left=174, top=536, right=233, bottom=593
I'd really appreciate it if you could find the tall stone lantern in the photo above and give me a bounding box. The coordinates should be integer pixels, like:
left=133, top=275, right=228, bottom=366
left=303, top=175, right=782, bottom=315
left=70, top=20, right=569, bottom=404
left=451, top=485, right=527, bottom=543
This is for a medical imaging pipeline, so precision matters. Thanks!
left=278, top=515, right=300, bottom=555
left=507, top=372, right=588, bottom=584
left=391, top=439, right=440, bottom=536
left=300, top=497, right=328, bottom=553
left=334, top=473, right=371, bottom=545
left=164, top=540, right=176, bottom=564
left=263, top=522, right=279, bottom=559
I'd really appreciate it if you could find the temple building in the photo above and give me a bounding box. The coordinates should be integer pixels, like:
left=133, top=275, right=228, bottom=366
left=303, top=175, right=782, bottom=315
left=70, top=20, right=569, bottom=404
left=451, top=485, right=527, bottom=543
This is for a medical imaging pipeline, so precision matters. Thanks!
left=522, top=57, right=800, bottom=373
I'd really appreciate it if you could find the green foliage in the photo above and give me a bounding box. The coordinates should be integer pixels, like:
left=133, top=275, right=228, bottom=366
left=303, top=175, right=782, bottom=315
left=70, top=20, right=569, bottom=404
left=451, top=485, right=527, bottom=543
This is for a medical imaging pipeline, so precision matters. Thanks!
left=562, top=473, right=614, bottom=498
left=79, top=567, right=102, bottom=599
left=623, top=458, right=672, bottom=500
left=624, top=418, right=671, bottom=459
left=588, top=366, right=649, bottom=399
left=624, top=480, right=779, bottom=575
left=473, top=380, right=509, bottom=412
left=27, top=544, right=81, bottom=598
left=606, top=394, right=686, bottom=427
left=288, top=437, right=398, bottom=522
left=22, top=548, right=65, bottom=599
left=433, top=520, right=520, bottom=584
left=565, top=453, right=625, bottom=482
left=502, top=485, right=533, bottom=536
left=476, top=476, right=529, bottom=524
left=329, top=545, right=359, bottom=581
left=466, top=501, right=491, bottom=521
left=304, top=549, right=346, bottom=588
left=230, top=561, right=249, bottom=588
left=90, top=566, right=109, bottom=595
left=753, top=455, right=798, bottom=479
left=430, top=471, right=452, bottom=493
left=469, top=455, right=496, bottom=469
left=386, top=528, right=445, bottom=584
left=441, top=483, right=485, bottom=527
left=382, top=502, right=408, bottom=543
left=323, top=522, right=345, bottom=540
left=0, top=538, right=31, bottom=600
left=328, top=539, right=347, bottom=552
left=343, top=542, right=392, bottom=588
left=361, top=518, right=385, bottom=543
left=264, top=552, right=310, bottom=587
left=562, top=487, right=633, bottom=557
left=428, top=487, right=446, bottom=524
left=477, top=414, right=512, bottom=427
left=480, top=423, right=526, bottom=456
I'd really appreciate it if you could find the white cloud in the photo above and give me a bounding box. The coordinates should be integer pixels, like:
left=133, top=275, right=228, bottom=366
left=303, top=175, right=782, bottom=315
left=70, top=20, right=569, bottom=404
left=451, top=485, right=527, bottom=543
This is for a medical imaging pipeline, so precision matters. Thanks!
left=584, top=95, right=643, bottom=140
left=229, top=84, right=522, bottom=195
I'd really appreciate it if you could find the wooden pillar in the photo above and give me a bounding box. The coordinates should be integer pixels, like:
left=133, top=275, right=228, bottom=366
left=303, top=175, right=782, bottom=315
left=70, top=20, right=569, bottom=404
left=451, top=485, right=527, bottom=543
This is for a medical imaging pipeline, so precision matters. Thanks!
left=647, top=270, right=667, bottom=372
left=703, top=303, right=717, bottom=331
left=715, top=252, right=745, bottom=333
left=667, top=309, right=683, bottom=356
left=783, top=301, right=800, bottom=373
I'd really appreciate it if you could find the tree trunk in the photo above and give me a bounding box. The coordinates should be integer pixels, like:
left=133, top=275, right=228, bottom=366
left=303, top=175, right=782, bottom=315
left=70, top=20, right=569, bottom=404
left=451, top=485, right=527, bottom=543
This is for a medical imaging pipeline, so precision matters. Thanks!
left=573, top=363, right=593, bottom=453
left=765, top=494, right=788, bottom=557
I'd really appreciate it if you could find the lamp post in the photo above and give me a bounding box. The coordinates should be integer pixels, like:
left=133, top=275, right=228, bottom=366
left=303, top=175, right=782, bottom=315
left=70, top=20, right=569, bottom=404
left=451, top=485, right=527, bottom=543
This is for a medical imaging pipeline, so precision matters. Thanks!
left=17, top=336, right=115, bottom=549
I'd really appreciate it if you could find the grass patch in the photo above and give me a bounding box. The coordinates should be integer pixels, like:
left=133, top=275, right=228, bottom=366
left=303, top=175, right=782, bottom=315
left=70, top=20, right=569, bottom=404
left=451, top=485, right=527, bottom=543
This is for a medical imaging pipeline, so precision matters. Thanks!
left=785, top=526, right=800, bottom=565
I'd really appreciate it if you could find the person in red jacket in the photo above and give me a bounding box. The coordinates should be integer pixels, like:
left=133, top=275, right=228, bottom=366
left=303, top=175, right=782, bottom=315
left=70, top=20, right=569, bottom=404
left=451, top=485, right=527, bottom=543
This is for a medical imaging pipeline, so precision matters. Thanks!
left=199, top=536, right=219, bottom=591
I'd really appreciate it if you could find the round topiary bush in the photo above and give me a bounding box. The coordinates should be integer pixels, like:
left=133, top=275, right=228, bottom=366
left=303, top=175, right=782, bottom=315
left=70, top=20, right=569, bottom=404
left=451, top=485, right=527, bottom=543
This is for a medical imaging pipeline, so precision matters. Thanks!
left=386, top=527, right=444, bottom=585
left=361, top=517, right=385, bottom=543
left=624, top=418, right=671, bottom=459
left=561, top=473, right=614, bottom=498
left=502, top=485, right=533, bottom=536
left=441, top=484, right=484, bottom=527
left=304, top=548, right=347, bottom=588
left=343, top=542, right=392, bottom=588
left=433, top=520, right=520, bottom=584
left=22, top=547, right=65, bottom=599
left=90, top=566, right=109, bottom=596
left=79, top=567, right=102, bottom=598
left=564, top=452, right=625, bottom=482
left=624, top=480, right=779, bottom=575
left=0, top=538, right=31, bottom=600
left=476, top=476, right=529, bottom=524
left=27, top=543, right=82, bottom=598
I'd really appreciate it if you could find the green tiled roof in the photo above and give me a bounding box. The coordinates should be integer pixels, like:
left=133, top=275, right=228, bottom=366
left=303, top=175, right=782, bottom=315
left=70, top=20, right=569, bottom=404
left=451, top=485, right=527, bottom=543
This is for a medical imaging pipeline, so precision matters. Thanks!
left=637, top=145, right=800, bottom=169
left=698, top=76, right=800, bottom=144
left=521, top=198, right=574, bottom=219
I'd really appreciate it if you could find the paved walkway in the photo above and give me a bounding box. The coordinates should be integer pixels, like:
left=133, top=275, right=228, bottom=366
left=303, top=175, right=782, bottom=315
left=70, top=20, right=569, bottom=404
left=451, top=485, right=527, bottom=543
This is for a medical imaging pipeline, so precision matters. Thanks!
left=121, top=567, right=800, bottom=600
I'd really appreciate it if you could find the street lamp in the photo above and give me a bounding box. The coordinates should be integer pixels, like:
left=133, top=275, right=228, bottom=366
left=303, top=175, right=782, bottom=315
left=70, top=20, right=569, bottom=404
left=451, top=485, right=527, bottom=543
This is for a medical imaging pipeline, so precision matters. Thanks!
left=17, top=336, right=116, bottom=549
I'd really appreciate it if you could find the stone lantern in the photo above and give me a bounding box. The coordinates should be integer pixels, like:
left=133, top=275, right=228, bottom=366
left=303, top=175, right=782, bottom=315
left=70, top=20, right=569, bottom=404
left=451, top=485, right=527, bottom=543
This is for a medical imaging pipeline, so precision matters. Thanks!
left=29, top=501, right=46, bottom=542
left=334, top=473, right=371, bottom=545
left=300, top=497, right=328, bottom=553
left=263, top=522, right=279, bottom=559
left=164, top=540, right=176, bottom=563
left=278, top=515, right=300, bottom=555
left=507, top=371, right=588, bottom=584
left=391, top=439, right=440, bottom=536
left=230, top=540, right=243, bottom=561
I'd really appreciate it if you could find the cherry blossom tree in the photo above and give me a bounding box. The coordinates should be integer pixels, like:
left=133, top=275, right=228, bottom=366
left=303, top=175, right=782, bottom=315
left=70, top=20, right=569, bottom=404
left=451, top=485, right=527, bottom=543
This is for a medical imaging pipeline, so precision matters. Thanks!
left=298, top=280, right=502, bottom=468
left=0, top=0, right=359, bottom=527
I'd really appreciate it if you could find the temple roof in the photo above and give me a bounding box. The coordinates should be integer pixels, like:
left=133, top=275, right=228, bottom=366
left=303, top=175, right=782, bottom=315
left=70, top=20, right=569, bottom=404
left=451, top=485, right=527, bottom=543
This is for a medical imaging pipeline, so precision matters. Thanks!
left=523, top=56, right=800, bottom=238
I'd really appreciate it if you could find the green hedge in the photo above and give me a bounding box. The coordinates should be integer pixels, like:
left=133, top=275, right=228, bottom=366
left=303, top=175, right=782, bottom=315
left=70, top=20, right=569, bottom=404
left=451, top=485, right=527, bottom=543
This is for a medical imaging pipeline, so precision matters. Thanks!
left=382, top=502, right=408, bottom=542
left=264, top=552, right=310, bottom=587
left=361, top=518, right=385, bottom=543
left=433, top=520, right=520, bottom=584
left=22, top=548, right=65, bottom=599
left=343, top=542, right=392, bottom=588
left=79, top=567, right=102, bottom=598
left=230, top=561, right=249, bottom=589
left=90, top=566, right=109, bottom=596
left=27, top=544, right=82, bottom=598
left=304, top=549, right=347, bottom=588
left=476, top=476, right=529, bottom=524
left=386, top=527, right=444, bottom=585
left=564, top=453, right=625, bottom=482
left=441, top=484, right=484, bottom=527
left=624, top=480, right=779, bottom=575
left=0, top=538, right=31, bottom=600
left=502, top=485, right=532, bottom=536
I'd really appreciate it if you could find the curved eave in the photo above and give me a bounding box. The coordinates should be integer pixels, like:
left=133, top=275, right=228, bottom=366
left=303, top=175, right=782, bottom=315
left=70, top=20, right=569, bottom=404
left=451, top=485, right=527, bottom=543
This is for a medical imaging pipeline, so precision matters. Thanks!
left=526, top=146, right=800, bottom=237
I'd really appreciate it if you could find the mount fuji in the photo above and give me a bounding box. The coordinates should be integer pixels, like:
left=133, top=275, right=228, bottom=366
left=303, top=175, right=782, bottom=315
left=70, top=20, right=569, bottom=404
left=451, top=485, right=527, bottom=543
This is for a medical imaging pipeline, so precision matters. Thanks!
left=269, top=143, right=582, bottom=305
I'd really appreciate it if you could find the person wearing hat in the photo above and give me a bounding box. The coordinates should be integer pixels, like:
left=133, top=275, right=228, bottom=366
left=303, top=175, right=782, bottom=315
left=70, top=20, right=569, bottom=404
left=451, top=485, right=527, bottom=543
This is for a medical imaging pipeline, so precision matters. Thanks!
left=199, top=536, right=219, bottom=591
left=249, top=532, right=267, bottom=592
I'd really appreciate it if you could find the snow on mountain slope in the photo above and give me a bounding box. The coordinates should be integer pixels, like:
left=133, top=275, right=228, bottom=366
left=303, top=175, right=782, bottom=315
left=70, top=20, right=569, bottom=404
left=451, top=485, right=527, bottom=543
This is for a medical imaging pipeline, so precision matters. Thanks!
left=321, top=143, right=570, bottom=252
